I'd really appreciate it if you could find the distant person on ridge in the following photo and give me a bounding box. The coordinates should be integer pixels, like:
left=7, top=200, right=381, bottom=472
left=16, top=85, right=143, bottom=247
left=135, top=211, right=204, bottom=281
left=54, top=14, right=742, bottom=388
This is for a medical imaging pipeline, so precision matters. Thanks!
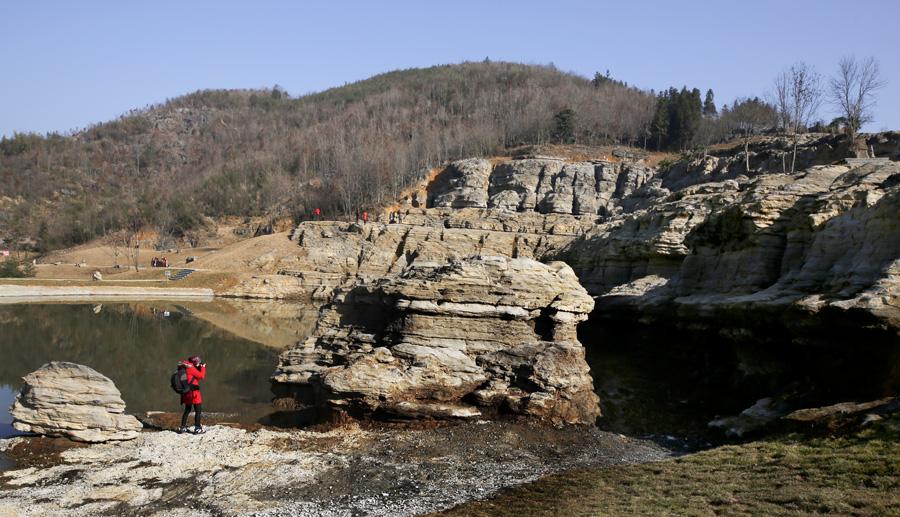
left=179, top=356, right=206, bottom=434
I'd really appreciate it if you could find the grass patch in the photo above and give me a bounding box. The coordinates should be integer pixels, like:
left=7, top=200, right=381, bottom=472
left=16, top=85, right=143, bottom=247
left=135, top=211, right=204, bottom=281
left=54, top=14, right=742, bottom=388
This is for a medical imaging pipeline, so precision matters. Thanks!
left=440, top=418, right=900, bottom=516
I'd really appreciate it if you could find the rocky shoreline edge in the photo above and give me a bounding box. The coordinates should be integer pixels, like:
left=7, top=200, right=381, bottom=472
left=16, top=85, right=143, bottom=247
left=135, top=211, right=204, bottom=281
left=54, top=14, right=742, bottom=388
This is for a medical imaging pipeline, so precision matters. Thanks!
left=0, top=417, right=670, bottom=516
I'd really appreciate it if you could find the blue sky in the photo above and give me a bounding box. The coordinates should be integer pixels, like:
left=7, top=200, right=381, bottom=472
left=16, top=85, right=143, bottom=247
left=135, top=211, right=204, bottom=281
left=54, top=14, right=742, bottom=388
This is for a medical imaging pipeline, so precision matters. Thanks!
left=1, top=0, right=898, bottom=137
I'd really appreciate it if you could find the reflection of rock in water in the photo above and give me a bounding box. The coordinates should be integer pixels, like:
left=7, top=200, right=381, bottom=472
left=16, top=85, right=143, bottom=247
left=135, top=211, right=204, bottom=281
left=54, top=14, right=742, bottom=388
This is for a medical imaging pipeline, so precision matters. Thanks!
left=0, top=304, right=282, bottom=419
left=178, top=298, right=321, bottom=349
left=582, top=317, right=900, bottom=446
left=1, top=384, right=18, bottom=441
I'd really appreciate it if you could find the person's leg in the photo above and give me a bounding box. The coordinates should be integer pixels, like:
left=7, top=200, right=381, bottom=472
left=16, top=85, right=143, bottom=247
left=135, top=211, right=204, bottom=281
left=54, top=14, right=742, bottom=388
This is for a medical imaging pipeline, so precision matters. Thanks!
left=194, top=403, right=202, bottom=429
left=181, top=404, right=192, bottom=429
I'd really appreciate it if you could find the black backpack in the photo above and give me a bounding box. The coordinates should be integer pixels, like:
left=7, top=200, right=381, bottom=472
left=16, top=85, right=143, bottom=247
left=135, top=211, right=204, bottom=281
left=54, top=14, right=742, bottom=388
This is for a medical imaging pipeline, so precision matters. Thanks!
left=170, top=369, right=190, bottom=394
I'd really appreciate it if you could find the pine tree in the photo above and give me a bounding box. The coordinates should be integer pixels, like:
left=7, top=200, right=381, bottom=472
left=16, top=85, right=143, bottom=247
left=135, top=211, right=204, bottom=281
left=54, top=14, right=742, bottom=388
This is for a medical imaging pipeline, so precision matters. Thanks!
left=703, top=89, right=717, bottom=117
left=552, top=108, right=576, bottom=143
left=37, top=220, right=50, bottom=252
left=20, top=260, right=36, bottom=278
left=0, top=259, right=17, bottom=278
left=650, top=91, right=671, bottom=150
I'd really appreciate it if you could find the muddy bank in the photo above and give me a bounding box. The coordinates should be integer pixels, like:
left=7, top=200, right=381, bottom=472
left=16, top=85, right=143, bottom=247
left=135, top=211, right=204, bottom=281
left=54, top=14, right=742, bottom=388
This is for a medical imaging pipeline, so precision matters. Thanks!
left=0, top=421, right=668, bottom=516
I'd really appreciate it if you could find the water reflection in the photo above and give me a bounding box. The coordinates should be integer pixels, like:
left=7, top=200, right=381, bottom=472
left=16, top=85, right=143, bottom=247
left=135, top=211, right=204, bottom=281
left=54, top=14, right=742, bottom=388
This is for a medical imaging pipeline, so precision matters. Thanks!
left=1, top=384, right=16, bottom=439
left=0, top=302, right=318, bottom=439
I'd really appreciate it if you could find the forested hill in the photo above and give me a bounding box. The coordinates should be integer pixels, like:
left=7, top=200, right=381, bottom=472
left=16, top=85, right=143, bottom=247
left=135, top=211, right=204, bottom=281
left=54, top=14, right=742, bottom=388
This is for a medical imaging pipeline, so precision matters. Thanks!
left=0, top=61, right=655, bottom=251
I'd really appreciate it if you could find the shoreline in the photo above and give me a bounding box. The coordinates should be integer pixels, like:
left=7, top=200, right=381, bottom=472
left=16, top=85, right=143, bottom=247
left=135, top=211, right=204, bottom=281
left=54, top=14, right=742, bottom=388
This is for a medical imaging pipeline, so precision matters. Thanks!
left=0, top=419, right=671, bottom=515
left=0, top=284, right=215, bottom=303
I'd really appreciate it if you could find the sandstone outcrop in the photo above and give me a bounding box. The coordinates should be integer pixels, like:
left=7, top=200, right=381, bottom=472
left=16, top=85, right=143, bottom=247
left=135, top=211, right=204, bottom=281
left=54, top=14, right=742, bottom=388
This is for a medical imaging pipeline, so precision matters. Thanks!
left=432, top=158, right=494, bottom=208
left=582, top=161, right=900, bottom=331
left=280, top=137, right=900, bottom=325
left=228, top=133, right=897, bottom=346
left=9, top=361, right=142, bottom=442
left=273, top=256, right=599, bottom=424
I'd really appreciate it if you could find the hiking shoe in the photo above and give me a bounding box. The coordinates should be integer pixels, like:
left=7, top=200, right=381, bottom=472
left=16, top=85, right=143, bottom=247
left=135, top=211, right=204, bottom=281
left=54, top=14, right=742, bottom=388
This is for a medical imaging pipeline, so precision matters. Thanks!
left=177, top=426, right=189, bottom=434
left=193, top=426, right=205, bottom=434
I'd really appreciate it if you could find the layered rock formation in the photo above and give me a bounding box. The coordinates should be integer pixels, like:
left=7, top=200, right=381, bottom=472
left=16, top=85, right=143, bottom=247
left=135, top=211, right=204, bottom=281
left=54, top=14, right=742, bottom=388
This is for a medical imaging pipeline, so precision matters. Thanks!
left=432, top=155, right=656, bottom=216
left=10, top=361, right=142, bottom=442
left=246, top=134, right=899, bottom=422
left=577, top=161, right=900, bottom=331
left=244, top=134, right=898, bottom=342
left=273, top=256, right=599, bottom=424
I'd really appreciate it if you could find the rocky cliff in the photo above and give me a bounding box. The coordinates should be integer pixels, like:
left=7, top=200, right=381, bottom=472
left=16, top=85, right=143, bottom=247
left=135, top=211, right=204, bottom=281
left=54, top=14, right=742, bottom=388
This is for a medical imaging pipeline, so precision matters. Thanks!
left=238, top=134, right=898, bottom=335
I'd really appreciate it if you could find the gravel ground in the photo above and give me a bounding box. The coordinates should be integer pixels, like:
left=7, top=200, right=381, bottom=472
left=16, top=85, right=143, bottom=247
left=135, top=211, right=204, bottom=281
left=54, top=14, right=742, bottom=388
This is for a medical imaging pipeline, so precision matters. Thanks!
left=0, top=420, right=670, bottom=516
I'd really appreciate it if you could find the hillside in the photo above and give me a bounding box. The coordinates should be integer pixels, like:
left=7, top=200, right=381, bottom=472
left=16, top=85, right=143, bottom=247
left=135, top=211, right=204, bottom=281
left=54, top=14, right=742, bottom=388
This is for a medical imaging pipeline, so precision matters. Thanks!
left=0, top=61, right=654, bottom=252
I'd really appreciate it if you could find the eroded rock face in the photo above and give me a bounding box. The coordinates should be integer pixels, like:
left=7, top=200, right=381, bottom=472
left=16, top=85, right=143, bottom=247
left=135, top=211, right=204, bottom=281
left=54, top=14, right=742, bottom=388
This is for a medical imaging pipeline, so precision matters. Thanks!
left=432, top=158, right=494, bottom=209
left=579, top=161, right=900, bottom=331
left=10, top=361, right=142, bottom=442
left=273, top=256, right=599, bottom=424
left=235, top=134, right=898, bottom=344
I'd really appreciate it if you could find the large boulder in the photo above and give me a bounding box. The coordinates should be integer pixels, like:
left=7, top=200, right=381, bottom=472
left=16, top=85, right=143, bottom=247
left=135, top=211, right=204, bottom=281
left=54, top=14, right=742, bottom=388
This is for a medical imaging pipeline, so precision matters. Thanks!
left=273, top=256, right=600, bottom=424
left=10, top=362, right=142, bottom=442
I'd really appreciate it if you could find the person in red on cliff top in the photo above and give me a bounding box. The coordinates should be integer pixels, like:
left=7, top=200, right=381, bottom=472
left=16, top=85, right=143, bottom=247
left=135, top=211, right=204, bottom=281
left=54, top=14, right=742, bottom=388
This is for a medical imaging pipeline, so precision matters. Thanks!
left=179, top=356, right=207, bottom=434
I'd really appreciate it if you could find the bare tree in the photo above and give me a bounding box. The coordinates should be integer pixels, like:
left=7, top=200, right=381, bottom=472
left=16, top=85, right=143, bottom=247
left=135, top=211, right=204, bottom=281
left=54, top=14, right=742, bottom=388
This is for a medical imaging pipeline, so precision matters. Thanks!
left=773, top=62, right=822, bottom=173
left=828, top=56, right=885, bottom=149
left=101, top=231, right=124, bottom=268
left=727, top=97, right=777, bottom=172
left=692, top=117, right=726, bottom=158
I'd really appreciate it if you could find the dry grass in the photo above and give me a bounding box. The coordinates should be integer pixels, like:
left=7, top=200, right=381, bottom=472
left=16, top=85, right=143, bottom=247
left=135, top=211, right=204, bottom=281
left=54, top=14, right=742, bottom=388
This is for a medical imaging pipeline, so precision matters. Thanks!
left=644, top=150, right=678, bottom=167
left=440, top=419, right=900, bottom=516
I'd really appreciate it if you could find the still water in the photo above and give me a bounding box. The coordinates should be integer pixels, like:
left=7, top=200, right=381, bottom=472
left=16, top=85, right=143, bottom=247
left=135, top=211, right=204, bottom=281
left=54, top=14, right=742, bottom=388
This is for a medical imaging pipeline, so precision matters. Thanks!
left=0, top=302, right=309, bottom=439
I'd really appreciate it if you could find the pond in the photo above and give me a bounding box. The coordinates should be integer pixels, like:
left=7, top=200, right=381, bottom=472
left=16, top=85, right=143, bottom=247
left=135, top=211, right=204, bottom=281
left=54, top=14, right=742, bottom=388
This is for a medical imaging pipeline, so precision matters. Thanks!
left=581, top=313, right=900, bottom=449
left=4, top=297, right=894, bottom=468
left=0, top=301, right=320, bottom=441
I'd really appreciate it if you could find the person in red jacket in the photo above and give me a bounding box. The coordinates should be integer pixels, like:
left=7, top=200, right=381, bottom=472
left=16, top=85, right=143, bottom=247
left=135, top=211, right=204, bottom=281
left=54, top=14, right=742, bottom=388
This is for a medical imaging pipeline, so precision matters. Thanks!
left=179, top=356, right=206, bottom=434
